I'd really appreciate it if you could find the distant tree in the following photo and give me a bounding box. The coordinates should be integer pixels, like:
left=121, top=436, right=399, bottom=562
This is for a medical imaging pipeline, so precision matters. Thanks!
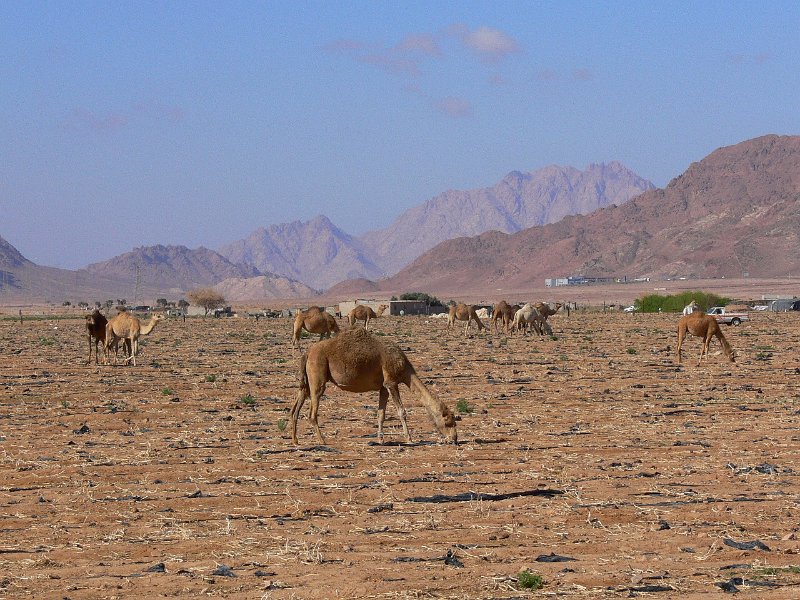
left=156, top=298, right=168, bottom=308
left=177, top=299, right=190, bottom=309
left=62, top=300, right=71, bottom=307
left=77, top=301, right=89, bottom=309
left=116, top=298, right=127, bottom=306
left=399, top=292, right=443, bottom=306
left=95, top=301, right=102, bottom=309
left=105, top=300, right=114, bottom=309
left=187, top=288, right=226, bottom=316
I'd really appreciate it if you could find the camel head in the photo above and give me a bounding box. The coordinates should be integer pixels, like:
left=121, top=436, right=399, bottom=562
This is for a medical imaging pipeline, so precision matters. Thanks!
left=435, top=404, right=458, bottom=445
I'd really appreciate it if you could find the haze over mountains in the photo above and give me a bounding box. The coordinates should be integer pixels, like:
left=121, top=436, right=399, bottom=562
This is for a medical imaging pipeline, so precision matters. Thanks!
left=218, top=162, right=653, bottom=288
left=2, top=135, right=799, bottom=304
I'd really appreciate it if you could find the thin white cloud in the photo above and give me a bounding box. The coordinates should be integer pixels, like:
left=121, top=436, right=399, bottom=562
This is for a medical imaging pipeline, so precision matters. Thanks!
left=395, top=33, right=441, bottom=57
left=573, top=68, right=592, bottom=81
left=357, top=54, right=421, bottom=77
left=432, top=96, right=473, bottom=118
left=460, top=26, right=521, bottom=63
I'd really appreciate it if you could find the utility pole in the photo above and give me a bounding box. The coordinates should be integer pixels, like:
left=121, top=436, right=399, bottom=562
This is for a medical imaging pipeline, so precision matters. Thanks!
left=133, top=264, right=141, bottom=307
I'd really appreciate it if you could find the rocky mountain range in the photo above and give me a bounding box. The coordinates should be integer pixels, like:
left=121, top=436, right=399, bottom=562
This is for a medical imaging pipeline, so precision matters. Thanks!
left=3, top=135, right=797, bottom=304
left=345, top=134, right=800, bottom=296
left=85, top=245, right=262, bottom=293
left=218, top=216, right=383, bottom=291
left=0, top=239, right=317, bottom=303
left=218, top=162, right=654, bottom=288
left=358, top=161, right=654, bottom=274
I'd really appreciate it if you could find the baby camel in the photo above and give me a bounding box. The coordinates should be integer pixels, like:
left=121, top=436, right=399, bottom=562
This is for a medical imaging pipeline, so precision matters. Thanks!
left=447, top=303, right=486, bottom=337
left=291, top=327, right=458, bottom=446
left=347, top=304, right=387, bottom=330
left=105, top=312, right=165, bottom=366
left=291, top=306, right=340, bottom=347
left=677, top=311, right=735, bottom=365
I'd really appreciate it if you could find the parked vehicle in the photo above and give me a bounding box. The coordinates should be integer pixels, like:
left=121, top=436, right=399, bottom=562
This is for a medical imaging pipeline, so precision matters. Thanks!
left=706, top=306, right=750, bottom=326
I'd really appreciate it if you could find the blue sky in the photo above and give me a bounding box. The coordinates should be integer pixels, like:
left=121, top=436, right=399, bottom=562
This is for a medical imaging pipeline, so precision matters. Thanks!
left=2, top=1, right=799, bottom=269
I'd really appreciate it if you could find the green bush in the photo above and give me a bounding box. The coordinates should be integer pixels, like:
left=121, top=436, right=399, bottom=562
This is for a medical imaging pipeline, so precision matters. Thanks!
left=635, top=291, right=731, bottom=313
left=517, top=569, right=544, bottom=590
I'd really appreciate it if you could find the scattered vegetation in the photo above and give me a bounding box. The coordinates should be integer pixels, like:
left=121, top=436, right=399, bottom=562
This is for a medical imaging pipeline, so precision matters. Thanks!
left=162, top=387, right=174, bottom=396
left=516, top=569, right=544, bottom=590
left=635, top=291, right=731, bottom=313
left=205, top=374, right=217, bottom=383
left=456, top=399, right=474, bottom=414
left=187, top=287, right=227, bottom=315
left=240, top=394, right=256, bottom=406
left=277, top=418, right=287, bottom=432
left=627, top=347, right=638, bottom=354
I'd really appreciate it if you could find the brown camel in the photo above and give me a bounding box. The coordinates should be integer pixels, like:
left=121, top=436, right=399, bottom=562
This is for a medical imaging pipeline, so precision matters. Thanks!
left=347, top=304, right=388, bottom=329
left=447, top=303, right=486, bottom=336
left=85, top=309, right=108, bottom=364
left=535, top=301, right=562, bottom=321
left=292, top=307, right=340, bottom=347
left=105, top=312, right=165, bottom=366
left=677, top=311, right=735, bottom=365
left=291, top=327, right=457, bottom=445
left=492, top=301, right=520, bottom=335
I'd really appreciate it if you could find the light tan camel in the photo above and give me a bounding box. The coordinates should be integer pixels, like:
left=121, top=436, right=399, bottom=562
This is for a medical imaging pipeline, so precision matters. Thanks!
left=85, top=309, right=108, bottom=364
left=534, top=302, right=562, bottom=321
left=447, top=303, right=486, bottom=336
left=291, top=327, right=457, bottom=445
left=677, top=311, right=735, bottom=365
left=292, top=307, right=340, bottom=347
left=347, top=304, right=388, bottom=329
left=513, top=303, right=553, bottom=336
left=105, top=312, right=165, bottom=366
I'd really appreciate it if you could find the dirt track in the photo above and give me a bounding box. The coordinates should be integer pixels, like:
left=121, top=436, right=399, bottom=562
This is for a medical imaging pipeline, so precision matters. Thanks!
left=1, top=310, right=799, bottom=598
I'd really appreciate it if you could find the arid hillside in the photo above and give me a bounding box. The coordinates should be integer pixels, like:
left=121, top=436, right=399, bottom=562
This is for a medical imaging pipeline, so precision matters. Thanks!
left=351, top=135, right=800, bottom=296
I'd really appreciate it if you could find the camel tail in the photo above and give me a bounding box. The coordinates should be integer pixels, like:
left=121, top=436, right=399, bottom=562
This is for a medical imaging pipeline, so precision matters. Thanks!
left=717, top=330, right=735, bottom=362
left=298, top=352, right=310, bottom=395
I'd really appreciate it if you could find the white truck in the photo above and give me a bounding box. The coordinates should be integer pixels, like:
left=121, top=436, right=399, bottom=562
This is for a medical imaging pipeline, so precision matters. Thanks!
left=706, top=306, right=749, bottom=326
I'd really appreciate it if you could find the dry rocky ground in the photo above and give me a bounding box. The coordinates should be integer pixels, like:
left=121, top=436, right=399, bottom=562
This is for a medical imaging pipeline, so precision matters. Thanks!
left=1, top=309, right=799, bottom=599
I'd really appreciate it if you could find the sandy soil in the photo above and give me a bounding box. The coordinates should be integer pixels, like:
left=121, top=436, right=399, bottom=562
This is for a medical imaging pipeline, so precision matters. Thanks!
left=1, top=310, right=799, bottom=598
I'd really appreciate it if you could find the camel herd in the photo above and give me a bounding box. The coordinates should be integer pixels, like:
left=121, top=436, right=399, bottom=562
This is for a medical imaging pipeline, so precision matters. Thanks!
left=78, top=297, right=738, bottom=446
left=84, top=309, right=164, bottom=366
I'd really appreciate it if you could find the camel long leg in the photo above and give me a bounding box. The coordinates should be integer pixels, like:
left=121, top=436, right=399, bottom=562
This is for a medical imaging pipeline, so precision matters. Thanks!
left=364, top=315, right=370, bottom=330
left=307, top=377, right=326, bottom=444
left=290, top=388, right=309, bottom=444
left=376, top=387, right=389, bottom=443
left=701, top=329, right=714, bottom=364
left=388, top=384, right=411, bottom=443
left=676, top=325, right=685, bottom=363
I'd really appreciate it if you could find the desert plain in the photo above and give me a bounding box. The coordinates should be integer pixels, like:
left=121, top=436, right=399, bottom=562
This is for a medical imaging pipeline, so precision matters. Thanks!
left=1, top=306, right=799, bottom=599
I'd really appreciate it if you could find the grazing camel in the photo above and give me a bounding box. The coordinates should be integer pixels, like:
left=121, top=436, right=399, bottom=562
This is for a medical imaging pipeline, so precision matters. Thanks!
left=85, top=309, right=108, bottom=364
left=105, top=312, right=165, bottom=366
left=677, top=311, right=735, bottom=365
left=291, top=327, right=457, bottom=445
left=534, top=302, right=562, bottom=321
left=492, top=301, right=520, bottom=335
left=447, top=303, right=486, bottom=337
left=512, top=303, right=553, bottom=336
left=292, top=307, right=340, bottom=347
left=347, top=304, right=388, bottom=329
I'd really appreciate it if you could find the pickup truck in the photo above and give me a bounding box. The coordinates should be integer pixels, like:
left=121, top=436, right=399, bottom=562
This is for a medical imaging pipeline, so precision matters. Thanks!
left=707, top=307, right=749, bottom=326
